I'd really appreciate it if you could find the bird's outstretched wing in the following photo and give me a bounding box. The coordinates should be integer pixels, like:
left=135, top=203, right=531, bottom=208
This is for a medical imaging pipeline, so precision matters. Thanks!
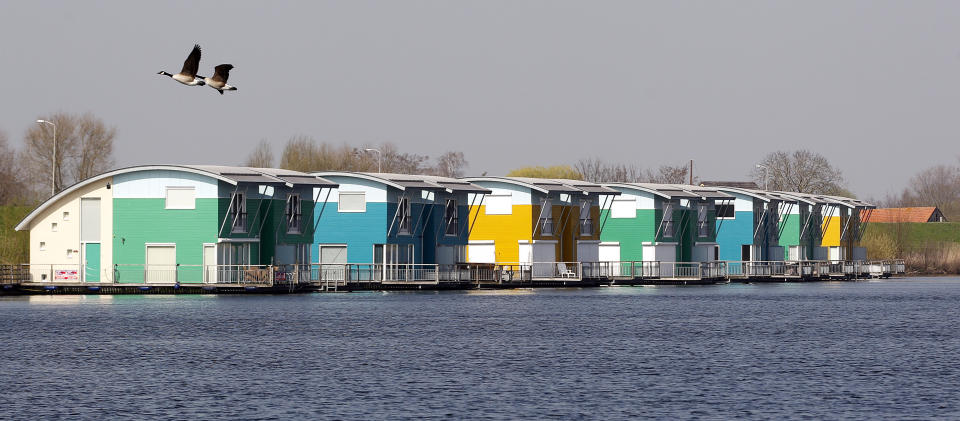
left=180, top=44, right=202, bottom=76
left=212, top=64, right=234, bottom=83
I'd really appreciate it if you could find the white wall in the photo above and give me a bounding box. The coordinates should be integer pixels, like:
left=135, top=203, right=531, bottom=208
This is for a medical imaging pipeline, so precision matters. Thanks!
left=28, top=177, right=114, bottom=282
left=113, top=170, right=219, bottom=199
left=316, top=176, right=388, bottom=204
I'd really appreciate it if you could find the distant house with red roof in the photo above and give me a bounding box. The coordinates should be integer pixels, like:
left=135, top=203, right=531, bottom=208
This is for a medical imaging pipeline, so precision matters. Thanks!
left=863, top=207, right=947, bottom=223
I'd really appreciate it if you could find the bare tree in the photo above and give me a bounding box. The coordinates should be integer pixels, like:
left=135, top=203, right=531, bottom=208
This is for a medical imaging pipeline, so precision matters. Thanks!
left=0, top=130, right=28, bottom=205
left=650, top=164, right=694, bottom=184
left=72, top=113, right=116, bottom=182
left=575, top=157, right=648, bottom=183
left=244, top=139, right=275, bottom=168
left=432, top=151, right=468, bottom=178
left=752, top=149, right=845, bottom=194
left=22, top=112, right=116, bottom=196
left=898, top=164, right=960, bottom=220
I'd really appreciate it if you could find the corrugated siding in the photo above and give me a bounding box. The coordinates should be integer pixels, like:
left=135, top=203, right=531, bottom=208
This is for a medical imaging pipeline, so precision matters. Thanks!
left=313, top=202, right=387, bottom=264
left=715, top=211, right=754, bottom=261
left=598, top=209, right=656, bottom=261
left=112, top=198, right=218, bottom=283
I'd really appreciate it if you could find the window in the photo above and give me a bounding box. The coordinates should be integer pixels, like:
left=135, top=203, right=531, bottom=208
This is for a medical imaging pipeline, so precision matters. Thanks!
left=63, top=211, right=70, bottom=221
left=51, top=222, right=58, bottom=232
left=539, top=199, right=553, bottom=236
left=165, top=187, right=196, bottom=209
left=444, top=199, right=458, bottom=236
left=697, top=203, right=710, bottom=238
left=484, top=194, right=512, bottom=215
left=716, top=203, right=734, bottom=219
left=611, top=198, right=636, bottom=219
left=39, top=242, right=46, bottom=251
left=338, top=192, right=366, bottom=212
left=66, top=249, right=73, bottom=259
left=662, top=202, right=675, bottom=238
left=579, top=200, right=593, bottom=235
left=286, top=194, right=302, bottom=234
left=397, top=197, right=411, bottom=235
left=230, top=192, right=247, bottom=233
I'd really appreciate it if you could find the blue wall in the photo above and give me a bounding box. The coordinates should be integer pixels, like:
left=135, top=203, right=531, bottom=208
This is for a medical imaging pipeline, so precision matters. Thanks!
left=313, top=202, right=387, bottom=264
left=716, top=211, right=754, bottom=261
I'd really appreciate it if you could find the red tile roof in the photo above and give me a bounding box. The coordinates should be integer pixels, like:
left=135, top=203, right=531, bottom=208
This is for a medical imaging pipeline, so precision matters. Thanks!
left=862, top=207, right=946, bottom=223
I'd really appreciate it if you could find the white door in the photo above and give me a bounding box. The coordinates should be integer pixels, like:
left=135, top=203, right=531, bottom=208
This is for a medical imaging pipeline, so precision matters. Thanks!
left=145, top=245, right=176, bottom=283
left=518, top=242, right=532, bottom=265
left=203, top=244, right=216, bottom=283
left=319, top=245, right=347, bottom=281
left=788, top=246, right=800, bottom=261
left=468, top=242, right=495, bottom=263
left=599, top=243, right=620, bottom=276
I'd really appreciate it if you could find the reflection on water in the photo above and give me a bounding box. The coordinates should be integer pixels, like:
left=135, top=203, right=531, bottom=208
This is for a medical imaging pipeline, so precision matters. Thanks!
left=1, top=277, right=959, bottom=420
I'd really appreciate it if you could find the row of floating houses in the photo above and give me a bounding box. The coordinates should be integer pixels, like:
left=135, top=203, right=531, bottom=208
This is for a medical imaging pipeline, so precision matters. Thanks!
left=1, top=165, right=904, bottom=294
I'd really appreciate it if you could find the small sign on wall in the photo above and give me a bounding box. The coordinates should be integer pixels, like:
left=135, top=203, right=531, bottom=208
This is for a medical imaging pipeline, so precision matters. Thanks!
left=55, top=270, right=79, bottom=281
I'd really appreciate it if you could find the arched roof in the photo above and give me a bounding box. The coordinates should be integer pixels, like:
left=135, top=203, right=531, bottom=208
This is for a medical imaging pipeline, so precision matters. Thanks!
left=312, top=172, right=408, bottom=191
left=601, top=183, right=673, bottom=200
left=17, top=165, right=259, bottom=231
left=460, top=177, right=551, bottom=194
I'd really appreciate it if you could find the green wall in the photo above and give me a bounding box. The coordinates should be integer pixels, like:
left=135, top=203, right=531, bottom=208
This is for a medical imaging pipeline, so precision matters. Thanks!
left=113, top=198, right=219, bottom=283
left=599, top=209, right=657, bottom=260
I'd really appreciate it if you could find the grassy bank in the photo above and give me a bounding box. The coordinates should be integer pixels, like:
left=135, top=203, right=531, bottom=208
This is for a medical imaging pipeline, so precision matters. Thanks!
left=863, top=222, right=960, bottom=274
left=0, top=206, right=30, bottom=264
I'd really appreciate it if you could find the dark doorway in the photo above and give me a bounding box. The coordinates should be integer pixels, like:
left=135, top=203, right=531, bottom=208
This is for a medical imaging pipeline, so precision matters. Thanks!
left=741, top=244, right=751, bottom=261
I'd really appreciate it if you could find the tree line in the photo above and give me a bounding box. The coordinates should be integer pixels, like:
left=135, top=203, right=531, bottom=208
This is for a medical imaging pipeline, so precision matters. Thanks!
left=245, top=136, right=468, bottom=178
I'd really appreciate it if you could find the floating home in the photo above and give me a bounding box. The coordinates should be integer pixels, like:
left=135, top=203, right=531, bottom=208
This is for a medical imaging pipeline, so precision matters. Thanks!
left=310, top=172, right=490, bottom=274
left=14, top=165, right=337, bottom=284
left=709, top=187, right=799, bottom=262
left=460, top=177, right=616, bottom=271
left=788, top=193, right=873, bottom=261
left=598, top=183, right=729, bottom=264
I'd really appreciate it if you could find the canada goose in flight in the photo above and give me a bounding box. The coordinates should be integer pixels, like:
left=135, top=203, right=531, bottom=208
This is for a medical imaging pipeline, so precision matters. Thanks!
left=202, top=64, right=238, bottom=95
left=157, top=44, right=205, bottom=86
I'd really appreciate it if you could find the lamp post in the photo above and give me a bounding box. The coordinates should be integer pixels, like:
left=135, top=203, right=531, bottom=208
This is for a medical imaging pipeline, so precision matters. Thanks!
left=364, top=148, right=382, bottom=173
left=755, top=164, right=769, bottom=191
left=37, top=119, right=56, bottom=196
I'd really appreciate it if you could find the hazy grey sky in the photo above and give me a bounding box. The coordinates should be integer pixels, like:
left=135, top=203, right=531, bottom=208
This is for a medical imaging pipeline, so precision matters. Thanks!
left=2, top=1, right=958, bottom=199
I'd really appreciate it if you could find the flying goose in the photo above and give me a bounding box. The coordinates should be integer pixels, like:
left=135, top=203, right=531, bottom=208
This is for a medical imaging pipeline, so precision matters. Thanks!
left=157, top=44, right=205, bottom=86
left=202, top=64, right=238, bottom=95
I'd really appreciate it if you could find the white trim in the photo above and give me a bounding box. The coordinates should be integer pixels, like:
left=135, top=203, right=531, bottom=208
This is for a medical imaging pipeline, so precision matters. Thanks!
left=642, top=241, right=678, bottom=246
left=576, top=240, right=601, bottom=244
left=313, top=172, right=406, bottom=191
left=16, top=165, right=241, bottom=231
left=602, top=183, right=672, bottom=199
left=600, top=241, right=620, bottom=246
left=469, top=240, right=495, bottom=245
left=695, top=242, right=718, bottom=246
left=461, top=177, right=550, bottom=194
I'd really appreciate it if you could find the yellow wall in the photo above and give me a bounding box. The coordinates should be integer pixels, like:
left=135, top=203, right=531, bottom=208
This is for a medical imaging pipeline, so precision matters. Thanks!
left=467, top=204, right=533, bottom=262
left=820, top=215, right=842, bottom=247
left=468, top=201, right=601, bottom=263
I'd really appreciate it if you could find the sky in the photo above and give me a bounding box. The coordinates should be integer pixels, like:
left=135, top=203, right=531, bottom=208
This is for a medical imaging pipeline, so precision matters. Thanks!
left=1, top=1, right=959, bottom=199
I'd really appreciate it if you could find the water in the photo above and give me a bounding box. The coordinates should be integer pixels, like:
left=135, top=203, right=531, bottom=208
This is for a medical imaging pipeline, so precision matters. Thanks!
left=2, top=278, right=960, bottom=420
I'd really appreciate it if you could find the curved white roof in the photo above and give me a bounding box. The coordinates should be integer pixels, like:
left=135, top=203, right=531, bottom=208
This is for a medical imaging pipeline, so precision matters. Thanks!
left=461, top=177, right=551, bottom=194
left=15, top=165, right=246, bottom=231
left=312, top=172, right=408, bottom=190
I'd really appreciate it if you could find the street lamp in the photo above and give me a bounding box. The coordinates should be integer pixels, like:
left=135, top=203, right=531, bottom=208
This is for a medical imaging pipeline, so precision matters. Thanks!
left=755, top=164, right=769, bottom=191
left=364, top=148, right=382, bottom=173
left=37, top=119, right=56, bottom=196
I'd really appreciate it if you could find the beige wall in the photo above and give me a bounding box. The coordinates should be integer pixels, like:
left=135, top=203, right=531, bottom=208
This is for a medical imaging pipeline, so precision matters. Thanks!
left=27, top=177, right=113, bottom=282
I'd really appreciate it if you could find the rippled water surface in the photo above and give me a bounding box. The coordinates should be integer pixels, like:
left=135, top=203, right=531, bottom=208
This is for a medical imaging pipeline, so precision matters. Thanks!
left=2, top=277, right=960, bottom=420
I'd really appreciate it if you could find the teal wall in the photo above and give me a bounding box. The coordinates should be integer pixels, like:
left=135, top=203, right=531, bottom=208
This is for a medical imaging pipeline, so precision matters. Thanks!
left=313, top=202, right=388, bottom=264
